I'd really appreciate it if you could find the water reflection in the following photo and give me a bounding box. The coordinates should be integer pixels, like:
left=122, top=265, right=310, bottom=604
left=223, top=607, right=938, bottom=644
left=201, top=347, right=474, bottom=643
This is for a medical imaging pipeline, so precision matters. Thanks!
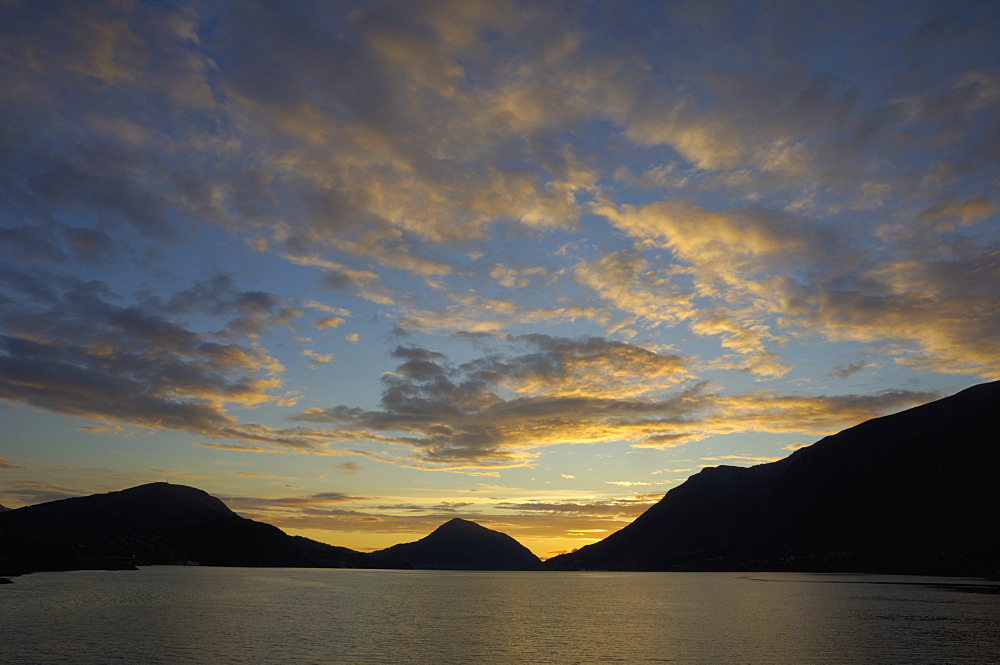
left=2, top=568, right=998, bottom=664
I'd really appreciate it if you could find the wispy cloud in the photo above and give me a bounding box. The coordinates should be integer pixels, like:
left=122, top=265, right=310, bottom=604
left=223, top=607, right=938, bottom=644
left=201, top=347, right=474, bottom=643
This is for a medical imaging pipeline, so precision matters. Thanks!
left=0, top=458, right=31, bottom=472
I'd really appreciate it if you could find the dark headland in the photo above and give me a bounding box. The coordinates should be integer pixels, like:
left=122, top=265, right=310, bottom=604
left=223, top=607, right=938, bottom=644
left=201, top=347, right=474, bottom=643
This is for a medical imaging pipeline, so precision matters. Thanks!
left=543, top=380, right=999, bottom=575
left=372, top=517, right=542, bottom=570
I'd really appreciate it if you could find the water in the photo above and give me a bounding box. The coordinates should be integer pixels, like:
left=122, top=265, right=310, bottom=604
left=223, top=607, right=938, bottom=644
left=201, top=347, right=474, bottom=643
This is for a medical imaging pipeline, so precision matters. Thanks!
left=2, top=567, right=998, bottom=664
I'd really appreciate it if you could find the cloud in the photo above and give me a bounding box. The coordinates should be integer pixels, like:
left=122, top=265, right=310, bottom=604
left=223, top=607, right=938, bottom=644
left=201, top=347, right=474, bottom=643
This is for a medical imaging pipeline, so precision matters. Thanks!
left=578, top=202, right=816, bottom=376
left=399, top=302, right=608, bottom=335
left=460, top=333, right=691, bottom=399
left=315, top=317, right=345, bottom=330
left=151, top=274, right=302, bottom=340
left=264, top=492, right=361, bottom=506
left=287, top=334, right=939, bottom=466
left=199, top=0, right=608, bottom=278
left=293, top=335, right=702, bottom=465
left=572, top=250, right=695, bottom=329
left=917, top=196, right=997, bottom=232
left=489, top=264, right=549, bottom=289
left=0, top=268, right=286, bottom=436
left=302, top=350, right=335, bottom=365
left=829, top=361, right=873, bottom=379
left=0, top=480, right=86, bottom=507
left=495, top=496, right=656, bottom=519
left=590, top=192, right=1000, bottom=380
left=696, top=388, right=942, bottom=438
left=606, top=481, right=660, bottom=487
left=0, top=458, right=31, bottom=472
left=234, top=472, right=295, bottom=480
left=791, top=245, right=1000, bottom=379
left=699, top=455, right=785, bottom=466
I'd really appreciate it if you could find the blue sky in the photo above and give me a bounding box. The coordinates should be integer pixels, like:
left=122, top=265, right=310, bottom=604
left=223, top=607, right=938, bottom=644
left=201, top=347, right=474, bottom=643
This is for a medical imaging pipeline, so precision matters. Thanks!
left=1, top=0, right=997, bottom=558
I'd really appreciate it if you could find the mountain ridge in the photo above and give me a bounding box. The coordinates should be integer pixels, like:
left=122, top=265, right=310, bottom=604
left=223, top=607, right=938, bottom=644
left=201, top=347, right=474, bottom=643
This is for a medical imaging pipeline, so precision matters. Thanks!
left=543, top=381, right=999, bottom=575
left=0, top=482, right=396, bottom=577
left=0, top=482, right=236, bottom=535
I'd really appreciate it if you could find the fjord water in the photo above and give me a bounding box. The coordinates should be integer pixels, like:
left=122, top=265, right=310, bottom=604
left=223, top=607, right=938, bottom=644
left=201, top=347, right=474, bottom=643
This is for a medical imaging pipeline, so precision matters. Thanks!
left=3, top=567, right=998, bottom=664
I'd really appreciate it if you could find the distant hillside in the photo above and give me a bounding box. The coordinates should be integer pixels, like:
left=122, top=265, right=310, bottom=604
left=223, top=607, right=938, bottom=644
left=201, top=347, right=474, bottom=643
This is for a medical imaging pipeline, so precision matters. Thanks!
left=373, top=518, right=541, bottom=570
left=544, top=381, right=1000, bottom=575
left=0, top=482, right=394, bottom=577
left=0, top=483, right=235, bottom=534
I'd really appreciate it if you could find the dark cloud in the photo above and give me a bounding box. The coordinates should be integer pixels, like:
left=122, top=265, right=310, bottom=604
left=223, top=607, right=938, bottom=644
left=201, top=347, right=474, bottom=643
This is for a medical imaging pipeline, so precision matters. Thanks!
left=27, top=161, right=176, bottom=240
left=259, top=492, right=362, bottom=506
left=64, top=227, right=118, bottom=264
left=319, top=271, right=358, bottom=291
left=829, top=361, right=872, bottom=379
left=291, top=333, right=942, bottom=466
left=0, top=130, right=183, bottom=277
left=391, top=345, right=446, bottom=361
left=145, top=274, right=302, bottom=339
left=0, top=333, right=232, bottom=432
left=297, top=335, right=701, bottom=464
left=367, top=501, right=474, bottom=513
left=293, top=335, right=703, bottom=464
left=0, top=226, right=67, bottom=263
left=495, top=497, right=656, bottom=519
left=0, top=480, right=86, bottom=508
left=0, top=268, right=285, bottom=436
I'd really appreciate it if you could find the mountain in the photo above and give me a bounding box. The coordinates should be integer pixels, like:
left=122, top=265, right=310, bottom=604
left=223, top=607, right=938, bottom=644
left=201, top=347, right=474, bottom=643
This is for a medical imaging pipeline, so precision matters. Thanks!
left=543, top=381, right=1000, bottom=575
left=162, top=517, right=384, bottom=569
left=372, top=518, right=541, bottom=570
left=0, top=505, right=10, bottom=512
left=0, top=482, right=236, bottom=534
left=0, top=482, right=393, bottom=576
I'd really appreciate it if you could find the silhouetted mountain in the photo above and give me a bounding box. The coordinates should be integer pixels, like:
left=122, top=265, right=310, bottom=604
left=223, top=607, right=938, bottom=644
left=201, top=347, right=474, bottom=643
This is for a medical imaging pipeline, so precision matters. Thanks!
left=0, top=482, right=395, bottom=576
left=0, top=505, right=10, bottom=512
left=290, top=535, right=389, bottom=569
left=0, top=483, right=235, bottom=534
left=544, top=381, right=1000, bottom=575
left=373, top=518, right=541, bottom=570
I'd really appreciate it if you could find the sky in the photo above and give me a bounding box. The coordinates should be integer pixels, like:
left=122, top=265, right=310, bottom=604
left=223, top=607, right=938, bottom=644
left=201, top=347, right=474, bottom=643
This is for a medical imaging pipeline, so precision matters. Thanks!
left=1, top=0, right=997, bottom=559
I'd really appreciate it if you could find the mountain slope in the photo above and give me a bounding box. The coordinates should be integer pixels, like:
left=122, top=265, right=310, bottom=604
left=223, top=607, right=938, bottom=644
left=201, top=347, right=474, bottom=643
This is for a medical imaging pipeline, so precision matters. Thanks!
left=373, top=518, right=541, bottom=570
left=0, top=482, right=393, bottom=575
left=543, top=381, right=1000, bottom=575
left=0, top=482, right=235, bottom=534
